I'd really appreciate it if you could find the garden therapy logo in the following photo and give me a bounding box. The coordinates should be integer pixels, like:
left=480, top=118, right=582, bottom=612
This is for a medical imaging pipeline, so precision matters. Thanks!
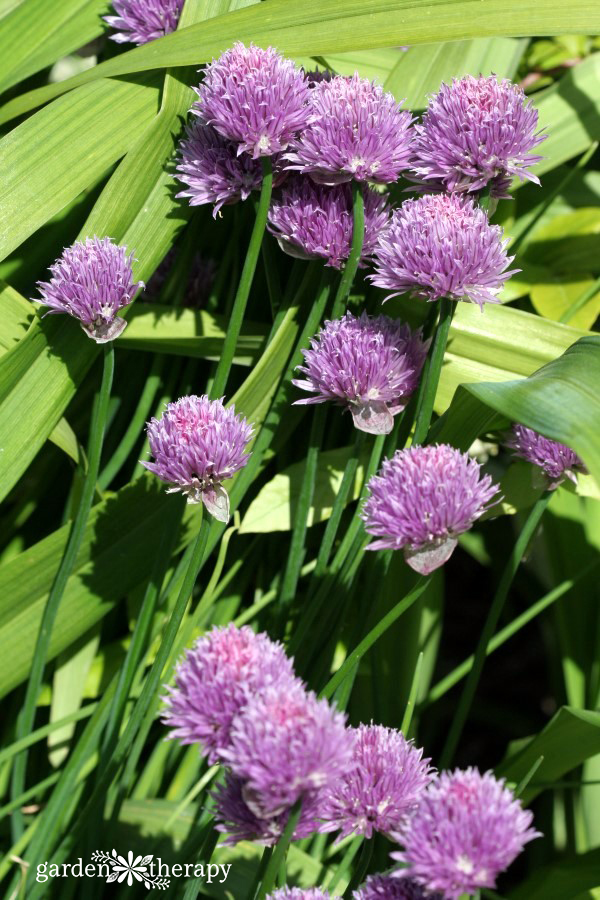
left=92, top=851, right=169, bottom=889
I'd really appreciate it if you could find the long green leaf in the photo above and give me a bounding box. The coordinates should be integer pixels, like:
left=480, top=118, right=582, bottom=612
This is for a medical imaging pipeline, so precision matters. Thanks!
left=508, top=848, right=600, bottom=900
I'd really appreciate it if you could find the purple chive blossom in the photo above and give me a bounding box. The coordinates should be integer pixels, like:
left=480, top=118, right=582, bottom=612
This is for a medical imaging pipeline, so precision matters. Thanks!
left=293, top=312, right=428, bottom=435
left=267, top=890, right=334, bottom=900
left=175, top=119, right=264, bottom=217
left=412, top=75, right=546, bottom=197
left=142, top=395, right=253, bottom=522
left=320, top=724, right=434, bottom=840
left=219, top=681, right=355, bottom=822
left=392, top=768, right=540, bottom=899
left=34, top=237, right=143, bottom=343
left=371, top=193, right=516, bottom=310
left=162, top=624, right=295, bottom=763
left=194, top=42, right=311, bottom=158
left=354, top=874, right=440, bottom=900
left=284, top=74, right=412, bottom=184
left=104, top=0, right=183, bottom=45
left=267, top=178, right=390, bottom=270
left=362, top=444, right=500, bottom=574
left=284, top=73, right=413, bottom=185
left=507, top=424, right=586, bottom=489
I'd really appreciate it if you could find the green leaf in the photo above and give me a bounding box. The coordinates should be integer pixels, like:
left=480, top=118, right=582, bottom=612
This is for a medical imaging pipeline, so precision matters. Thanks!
left=2, top=0, right=599, bottom=124
left=497, top=706, right=600, bottom=804
left=48, top=416, right=80, bottom=465
left=0, top=279, right=33, bottom=350
left=239, top=444, right=370, bottom=534
left=531, top=273, right=600, bottom=329
left=48, top=630, right=100, bottom=768
left=0, top=0, right=109, bottom=94
left=0, top=73, right=161, bottom=263
left=508, top=848, right=600, bottom=900
left=119, top=303, right=268, bottom=363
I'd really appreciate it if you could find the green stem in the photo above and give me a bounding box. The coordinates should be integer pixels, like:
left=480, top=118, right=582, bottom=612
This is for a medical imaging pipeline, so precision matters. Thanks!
left=412, top=297, right=454, bottom=445
left=439, top=492, right=553, bottom=768
left=256, top=801, right=302, bottom=900
left=331, top=181, right=365, bottom=318
left=401, top=650, right=424, bottom=736
left=11, top=344, right=114, bottom=842
left=343, top=838, right=373, bottom=898
left=210, top=156, right=273, bottom=399
left=422, top=557, right=599, bottom=709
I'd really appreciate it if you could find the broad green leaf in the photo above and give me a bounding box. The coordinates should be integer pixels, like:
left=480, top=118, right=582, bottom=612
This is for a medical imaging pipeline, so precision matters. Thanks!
left=48, top=630, right=100, bottom=768
left=2, top=0, right=598, bottom=124
left=48, top=416, right=80, bottom=465
left=239, top=444, right=371, bottom=534
left=531, top=274, right=600, bottom=329
left=0, top=279, right=33, bottom=350
left=497, top=706, right=600, bottom=804
left=119, top=303, right=268, bottom=363
left=384, top=37, right=527, bottom=108
left=508, top=848, right=600, bottom=900
left=0, top=0, right=109, bottom=94
left=524, top=208, right=600, bottom=275
left=0, top=74, right=161, bottom=263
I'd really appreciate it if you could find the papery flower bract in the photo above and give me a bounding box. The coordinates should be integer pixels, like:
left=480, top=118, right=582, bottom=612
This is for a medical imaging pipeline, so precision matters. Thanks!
left=219, top=681, right=355, bottom=821
left=104, top=0, right=183, bottom=44
left=507, top=424, right=586, bottom=489
left=354, top=874, right=439, bottom=900
left=320, top=724, right=434, bottom=839
left=392, top=768, right=540, bottom=899
left=362, top=444, right=500, bottom=574
left=162, top=624, right=295, bottom=763
left=34, top=237, right=143, bottom=343
left=268, top=889, right=334, bottom=900
left=293, top=312, right=428, bottom=435
left=175, top=120, right=264, bottom=216
left=284, top=73, right=413, bottom=185
left=412, top=75, right=545, bottom=196
left=195, top=42, right=311, bottom=158
left=214, top=774, right=322, bottom=846
left=267, top=178, right=390, bottom=270
left=142, top=395, right=253, bottom=522
left=371, top=193, right=516, bottom=309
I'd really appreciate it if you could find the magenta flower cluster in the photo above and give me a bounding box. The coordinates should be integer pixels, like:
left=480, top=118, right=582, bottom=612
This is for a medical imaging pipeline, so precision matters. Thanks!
left=362, top=444, right=500, bottom=574
left=412, top=75, right=546, bottom=196
left=393, top=768, right=540, bottom=899
left=371, top=193, right=516, bottom=309
left=105, top=0, right=183, bottom=44
left=268, top=890, right=333, bottom=900
left=354, top=875, right=438, bottom=900
left=142, top=395, right=253, bottom=522
left=507, top=424, right=586, bottom=489
left=268, top=178, right=390, bottom=269
left=293, top=313, right=428, bottom=435
left=34, top=237, right=143, bottom=343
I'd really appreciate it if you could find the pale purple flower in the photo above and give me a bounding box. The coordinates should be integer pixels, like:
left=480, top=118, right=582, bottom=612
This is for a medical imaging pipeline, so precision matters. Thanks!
left=412, top=75, right=545, bottom=197
left=175, top=119, right=264, bottom=216
left=507, top=424, right=586, bottom=489
left=162, top=624, right=295, bottom=763
left=104, top=0, right=183, bottom=44
left=142, top=394, right=253, bottom=522
left=219, top=681, right=355, bottom=821
left=392, top=768, right=540, bottom=899
left=354, top=874, right=439, bottom=900
left=268, top=889, right=334, bottom=900
left=284, top=73, right=413, bottom=185
left=320, top=724, right=434, bottom=840
left=194, top=42, right=311, bottom=158
left=362, top=444, right=500, bottom=574
left=214, top=773, right=322, bottom=846
left=371, top=193, right=516, bottom=309
left=34, top=237, right=143, bottom=343
left=268, top=178, right=390, bottom=270
left=293, top=313, right=428, bottom=435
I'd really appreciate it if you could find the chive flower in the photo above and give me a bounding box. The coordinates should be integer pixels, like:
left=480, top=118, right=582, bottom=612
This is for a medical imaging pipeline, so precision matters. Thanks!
left=162, top=624, right=295, bottom=763
left=104, top=0, right=183, bottom=44
left=142, top=394, right=253, bottom=522
left=392, top=768, right=540, bottom=899
left=320, top=724, right=434, bottom=840
left=371, top=193, right=516, bottom=309
left=362, top=444, right=500, bottom=574
left=507, top=424, right=586, bottom=489
left=34, top=237, right=143, bottom=343
left=268, top=890, right=334, bottom=900
left=293, top=312, right=428, bottom=435
left=284, top=73, right=413, bottom=185
left=412, top=75, right=545, bottom=197
left=195, top=42, right=311, bottom=158
left=354, top=875, right=439, bottom=900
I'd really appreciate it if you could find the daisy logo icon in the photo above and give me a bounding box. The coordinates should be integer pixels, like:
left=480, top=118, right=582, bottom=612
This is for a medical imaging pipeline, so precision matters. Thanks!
left=91, top=850, right=170, bottom=889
